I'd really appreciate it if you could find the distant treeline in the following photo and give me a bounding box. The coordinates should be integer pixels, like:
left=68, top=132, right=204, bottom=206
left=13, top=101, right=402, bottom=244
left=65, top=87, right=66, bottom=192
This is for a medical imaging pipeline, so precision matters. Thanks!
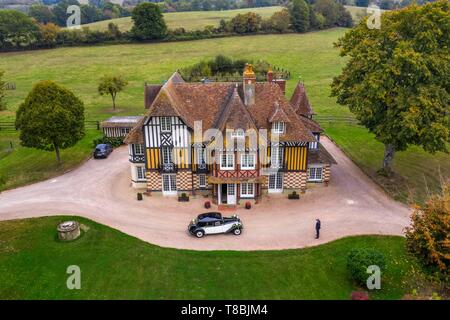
left=0, top=0, right=353, bottom=52
left=28, top=0, right=131, bottom=26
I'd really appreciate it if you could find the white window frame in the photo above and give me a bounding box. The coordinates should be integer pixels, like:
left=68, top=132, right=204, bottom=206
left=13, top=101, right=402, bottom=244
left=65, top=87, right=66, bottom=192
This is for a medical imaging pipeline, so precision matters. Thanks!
left=272, top=122, right=285, bottom=134
left=309, top=134, right=320, bottom=150
left=136, top=166, right=146, bottom=181
left=160, top=117, right=171, bottom=132
left=162, top=174, right=177, bottom=194
left=270, top=147, right=283, bottom=168
left=231, top=129, right=245, bottom=139
left=197, top=147, right=206, bottom=165
left=240, top=182, right=254, bottom=198
left=240, top=153, right=255, bottom=170
left=133, top=144, right=144, bottom=155
left=308, top=166, right=323, bottom=182
left=220, top=153, right=234, bottom=170
left=121, top=127, right=130, bottom=135
left=161, top=146, right=172, bottom=164
left=199, top=174, right=207, bottom=188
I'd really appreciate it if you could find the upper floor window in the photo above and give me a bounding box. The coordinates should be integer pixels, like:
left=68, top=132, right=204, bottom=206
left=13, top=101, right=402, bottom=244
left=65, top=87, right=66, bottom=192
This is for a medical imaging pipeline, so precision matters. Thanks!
left=133, top=144, right=144, bottom=155
left=241, top=153, right=255, bottom=170
left=272, top=122, right=285, bottom=134
left=309, top=134, right=320, bottom=150
left=162, top=146, right=173, bottom=164
left=161, top=117, right=171, bottom=132
left=231, top=129, right=245, bottom=138
left=220, top=153, right=234, bottom=170
left=271, top=147, right=283, bottom=168
left=197, top=147, right=206, bottom=164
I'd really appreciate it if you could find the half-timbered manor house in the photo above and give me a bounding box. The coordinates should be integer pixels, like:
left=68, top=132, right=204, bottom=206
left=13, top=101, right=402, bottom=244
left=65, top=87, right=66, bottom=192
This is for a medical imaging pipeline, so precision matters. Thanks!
left=124, top=64, right=336, bottom=205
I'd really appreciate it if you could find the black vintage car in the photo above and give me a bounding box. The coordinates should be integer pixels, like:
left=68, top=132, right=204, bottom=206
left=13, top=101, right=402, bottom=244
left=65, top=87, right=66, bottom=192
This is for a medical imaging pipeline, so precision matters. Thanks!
left=93, top=143, right=113, bottom=159
left=188, top=212, right=243, bottom=238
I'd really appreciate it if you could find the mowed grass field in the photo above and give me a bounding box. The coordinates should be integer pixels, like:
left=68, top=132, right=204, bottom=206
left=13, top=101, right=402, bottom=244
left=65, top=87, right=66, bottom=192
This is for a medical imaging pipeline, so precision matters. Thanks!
left=82, top=6, right=368, bottom=32
left=83, top=6, right=284, bottom=32
left=0, top=29, right=448, bottom=202
left=0, top=216, right=423, bottom=299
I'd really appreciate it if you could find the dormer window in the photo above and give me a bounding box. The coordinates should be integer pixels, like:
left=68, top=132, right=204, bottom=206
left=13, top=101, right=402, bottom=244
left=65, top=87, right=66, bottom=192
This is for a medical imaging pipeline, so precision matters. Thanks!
left=231, top=129, right=245, bottom=138
left=272, top=122, right=285, bottom=134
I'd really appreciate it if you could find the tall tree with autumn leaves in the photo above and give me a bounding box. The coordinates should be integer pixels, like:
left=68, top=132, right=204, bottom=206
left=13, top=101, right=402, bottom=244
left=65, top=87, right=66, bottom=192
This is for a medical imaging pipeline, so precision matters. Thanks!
left=331, top=1, right=449, bottom=176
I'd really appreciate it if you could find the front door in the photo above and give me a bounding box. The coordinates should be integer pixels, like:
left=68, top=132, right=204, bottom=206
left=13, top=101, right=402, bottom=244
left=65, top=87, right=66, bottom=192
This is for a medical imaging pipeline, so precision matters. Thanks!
left=268, top=172, right=283, bottom=193
left=162, top=174, right=177, bottom=195
left=227, top=183, right=236, bottom=204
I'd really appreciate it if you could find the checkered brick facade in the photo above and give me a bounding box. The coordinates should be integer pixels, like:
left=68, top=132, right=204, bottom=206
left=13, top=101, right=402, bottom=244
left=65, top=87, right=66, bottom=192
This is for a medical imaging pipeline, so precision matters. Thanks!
left=284, top=172, right=307, bottom=190
left=323, top=165, right=331, bottom=183
left=176, top=171, right=193, bottom=191
left=193, top=174, right=211, bottom=190
left=146, top=171, right=161, bottom=191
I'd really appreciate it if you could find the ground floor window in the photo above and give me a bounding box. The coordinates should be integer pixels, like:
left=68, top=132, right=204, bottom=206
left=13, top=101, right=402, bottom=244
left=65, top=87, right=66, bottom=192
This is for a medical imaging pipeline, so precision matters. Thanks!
left=240, top=182, right=254, bottom=197
left=162, top=174, right=177, bottom=193
left=268, top=172, right=283, bottom=190
left=308, top=167, right=323, bottom=181
left=199, top=174, right=206, bottom=188
left=136, top=166, right=146, bottom=181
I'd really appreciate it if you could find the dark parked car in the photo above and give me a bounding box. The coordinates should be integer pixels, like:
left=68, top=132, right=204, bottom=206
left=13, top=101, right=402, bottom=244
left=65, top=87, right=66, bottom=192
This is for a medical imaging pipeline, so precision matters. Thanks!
left=188, top=212, right=243, bottom=238
left=93, top=144, right=113, bottom=159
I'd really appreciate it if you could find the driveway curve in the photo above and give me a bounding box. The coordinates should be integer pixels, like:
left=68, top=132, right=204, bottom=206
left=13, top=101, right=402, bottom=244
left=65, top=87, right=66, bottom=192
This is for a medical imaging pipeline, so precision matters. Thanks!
left=0, top=137, right=411, bottom=251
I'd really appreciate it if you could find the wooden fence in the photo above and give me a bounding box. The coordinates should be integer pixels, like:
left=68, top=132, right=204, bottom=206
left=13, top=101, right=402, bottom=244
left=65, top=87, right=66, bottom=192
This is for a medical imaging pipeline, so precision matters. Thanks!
left=0, top=120, right=100, bottom=132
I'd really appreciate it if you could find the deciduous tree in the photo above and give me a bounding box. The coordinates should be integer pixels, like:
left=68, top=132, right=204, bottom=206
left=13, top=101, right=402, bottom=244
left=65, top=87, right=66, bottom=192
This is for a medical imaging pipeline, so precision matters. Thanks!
left=15, top=81, right=85, bottom=163
left=98, top=75, right=128, bottom=110
left=131, top=3, right=167, bottom=40
left=331, top=1, right=450, bottom=175
left=289, top=0, right=310, bottom=33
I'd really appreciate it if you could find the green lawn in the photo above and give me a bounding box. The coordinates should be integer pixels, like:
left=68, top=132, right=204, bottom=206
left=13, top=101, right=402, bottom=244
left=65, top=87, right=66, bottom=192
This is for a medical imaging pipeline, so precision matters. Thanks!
left=83, top=6, right=284, bottom=32
left=0, top=29, right=448, bottom=201
left=0, top=216, right=422, bottom=299
left=0, top=130, right=102, bottom=191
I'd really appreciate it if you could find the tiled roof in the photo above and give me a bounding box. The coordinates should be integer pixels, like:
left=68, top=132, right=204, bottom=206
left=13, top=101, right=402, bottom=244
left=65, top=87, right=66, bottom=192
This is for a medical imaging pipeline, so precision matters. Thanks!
left=307, top=143, right=337, bottom=165
left=299, top=116, right=323, bottom=133
left=123, top=116, right=145, bottom=144
left=290, top=82, right=313, bottom=117
left=126, top=72, right=317, bottom=143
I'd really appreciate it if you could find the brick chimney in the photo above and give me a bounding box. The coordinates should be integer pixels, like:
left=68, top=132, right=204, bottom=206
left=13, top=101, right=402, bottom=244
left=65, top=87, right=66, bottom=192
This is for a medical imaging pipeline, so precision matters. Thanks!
left=267, top=65, right=274, bottom=82
left=243, top=63, right=256, bottom=106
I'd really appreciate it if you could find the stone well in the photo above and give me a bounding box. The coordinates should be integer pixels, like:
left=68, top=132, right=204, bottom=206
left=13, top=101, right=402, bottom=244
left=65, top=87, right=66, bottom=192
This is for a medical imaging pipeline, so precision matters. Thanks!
left=57, top=221, right=81, bottom=241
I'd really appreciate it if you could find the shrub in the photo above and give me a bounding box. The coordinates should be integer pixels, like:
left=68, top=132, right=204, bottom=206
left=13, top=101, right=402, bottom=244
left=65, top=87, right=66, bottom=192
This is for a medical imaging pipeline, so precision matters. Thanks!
left=204, top=200, right=211, bottom=209
left=288, top=191, right=300, bottom=199
left=405, top=184, right=449, bottom=283
left=93, top=135, right=123, bottom=148
left=245, top=201, right=251, bottom=209
left=346, top=248, right=386, bottom=286
left=137, top=193, right=143, bottom=201
left=181, top=192, right=188, bottom=198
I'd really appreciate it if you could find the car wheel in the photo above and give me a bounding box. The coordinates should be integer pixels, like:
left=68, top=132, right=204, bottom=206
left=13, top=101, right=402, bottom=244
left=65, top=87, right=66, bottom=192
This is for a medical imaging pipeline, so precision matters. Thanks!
left=195, top=230, right=205, bottom=238
left=233, top=228, right=242, bottom=235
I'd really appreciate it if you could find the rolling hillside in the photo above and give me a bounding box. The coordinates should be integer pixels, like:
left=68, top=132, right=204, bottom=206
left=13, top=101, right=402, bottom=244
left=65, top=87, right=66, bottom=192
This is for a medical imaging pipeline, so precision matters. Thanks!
left=82, top=6, right=284, bottom=32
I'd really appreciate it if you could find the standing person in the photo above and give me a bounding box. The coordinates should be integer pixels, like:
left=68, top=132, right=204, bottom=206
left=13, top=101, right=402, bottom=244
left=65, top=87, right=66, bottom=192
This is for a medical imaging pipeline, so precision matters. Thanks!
left=315, top=219, right=321, bottom=239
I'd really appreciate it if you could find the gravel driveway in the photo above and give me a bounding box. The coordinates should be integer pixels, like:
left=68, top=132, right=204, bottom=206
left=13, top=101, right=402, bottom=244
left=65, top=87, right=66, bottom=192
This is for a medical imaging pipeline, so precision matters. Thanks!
left=0, top=137, right=411, bottom=251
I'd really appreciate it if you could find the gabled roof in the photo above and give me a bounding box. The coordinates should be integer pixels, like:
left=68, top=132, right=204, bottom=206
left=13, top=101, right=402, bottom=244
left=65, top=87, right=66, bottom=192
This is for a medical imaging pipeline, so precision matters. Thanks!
left=127, top=72, right=317, bottom=144
left=268, top=102, right=291, bottom=123
left=214, top=86, right=258, bottom=132
left=290, top=82, right=313, bottom=117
